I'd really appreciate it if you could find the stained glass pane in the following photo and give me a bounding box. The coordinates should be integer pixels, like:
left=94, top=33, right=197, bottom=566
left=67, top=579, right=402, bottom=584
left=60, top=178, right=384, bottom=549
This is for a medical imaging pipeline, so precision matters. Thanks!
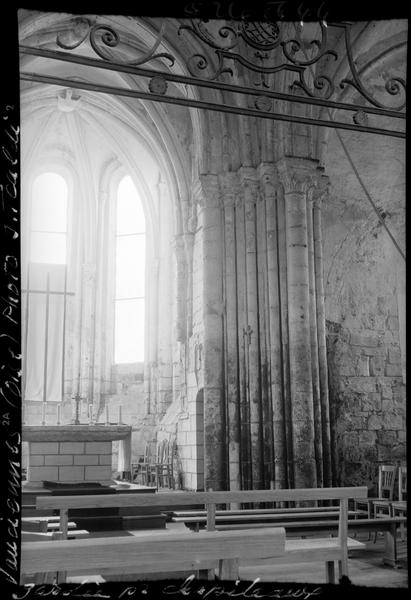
left=31, top=172, right=68, bottom=232
left=114, top=299, right=144, bottom=363
left=116, top=176, right=145, bottom=234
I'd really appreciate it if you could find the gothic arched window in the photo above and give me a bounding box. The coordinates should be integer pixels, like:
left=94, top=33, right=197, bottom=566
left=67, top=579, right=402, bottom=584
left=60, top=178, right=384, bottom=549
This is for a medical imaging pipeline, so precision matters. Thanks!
left=114, top=175, right=146, bottom=363
left=23, top=171, right=70, bottom=404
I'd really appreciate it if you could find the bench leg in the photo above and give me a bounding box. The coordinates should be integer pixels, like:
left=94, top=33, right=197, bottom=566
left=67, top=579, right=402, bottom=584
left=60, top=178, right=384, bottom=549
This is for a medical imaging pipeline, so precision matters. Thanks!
left=219, top=558, right=239, bottom=580
left=326, top=561, right=335, bottom=584
left=383, top=525, right=401, bottom=568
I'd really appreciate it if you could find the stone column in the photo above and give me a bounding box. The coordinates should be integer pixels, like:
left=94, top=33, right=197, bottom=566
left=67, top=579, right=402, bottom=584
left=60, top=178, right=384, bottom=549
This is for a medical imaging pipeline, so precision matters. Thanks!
left=241, top=169, right=264, bottom=489
left=306, top=184, right=323, bottom=486
left=260, top=163, right=287, bottom=489
left=277, top=157, right=317, bottom=489
left=313, top=173, right=332, bottom=487
left=235, top=187, right=252, bottom=489
left=277, top=186, right=293, bottom=488
left=220, top=173, right=241, bottom=491
left=198, top=175, right=226, bottom=490
left=174, top=234, right=187, bottom=343
left=256, top=173, right=273, bottom=488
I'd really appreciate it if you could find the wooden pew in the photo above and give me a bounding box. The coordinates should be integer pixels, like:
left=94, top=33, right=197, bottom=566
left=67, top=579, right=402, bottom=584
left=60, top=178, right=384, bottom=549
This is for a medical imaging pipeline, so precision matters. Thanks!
left=21, top=527, right=286, bottom=583
left=32, top=486, right=368, bottom=583
left=215, top=517, right=406, bottom=568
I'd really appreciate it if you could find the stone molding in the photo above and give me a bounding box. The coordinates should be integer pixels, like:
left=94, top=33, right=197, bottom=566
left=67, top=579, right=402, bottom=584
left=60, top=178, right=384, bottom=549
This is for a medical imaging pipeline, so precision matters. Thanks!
left=276, top=157, right=320, bottom=195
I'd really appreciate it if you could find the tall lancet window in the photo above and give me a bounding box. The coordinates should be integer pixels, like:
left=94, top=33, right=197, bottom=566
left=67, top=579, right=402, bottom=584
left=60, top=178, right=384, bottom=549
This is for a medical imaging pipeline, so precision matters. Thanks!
left=23, top=172, right=69, bottom=403
left=114, top=175, right=145, bottom=363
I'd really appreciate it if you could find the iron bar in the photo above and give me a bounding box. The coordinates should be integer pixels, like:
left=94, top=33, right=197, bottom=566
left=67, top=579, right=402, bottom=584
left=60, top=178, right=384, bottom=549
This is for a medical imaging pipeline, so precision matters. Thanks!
left=42, top=271, right=50, bottom=422
left=61, top=264, right=68, bottom=403
left=20, top=71, right=406, bottom=139
left=22, top=289, right=75, bottom=295
left=76, top=263, right=84, bottom=398
left=22, top=263, right=30, bottom=404
left=19, top=45, right=405, bottom=121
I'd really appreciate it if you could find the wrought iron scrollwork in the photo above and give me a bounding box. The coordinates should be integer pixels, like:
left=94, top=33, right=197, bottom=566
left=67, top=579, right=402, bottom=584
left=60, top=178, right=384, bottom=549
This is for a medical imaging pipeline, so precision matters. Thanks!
left=338, top=23, right=406, bottom=111
left=57, top=17, right=175, bottom=68
left=18, top=15, right=405, bottom=137
left=178, top=18, right=406, bottom=112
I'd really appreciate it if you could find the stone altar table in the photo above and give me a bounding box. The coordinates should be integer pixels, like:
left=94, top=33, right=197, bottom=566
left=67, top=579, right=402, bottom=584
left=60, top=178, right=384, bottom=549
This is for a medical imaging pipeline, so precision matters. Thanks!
left=23, top=424, right=132, bottom=487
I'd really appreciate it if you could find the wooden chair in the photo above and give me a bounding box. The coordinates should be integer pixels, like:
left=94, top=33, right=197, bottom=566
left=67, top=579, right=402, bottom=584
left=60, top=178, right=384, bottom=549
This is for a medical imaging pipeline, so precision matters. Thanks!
left=353, top=464, right=396, bottom=519
left=149, top=439, right=174, bottom=489
left=372, top=465, right=397, bottom=518
left=160, top=438, right=176, bottom=489
left=132, top=441, right=155, bottom=486
left=391, top=466, right=407, bottom=541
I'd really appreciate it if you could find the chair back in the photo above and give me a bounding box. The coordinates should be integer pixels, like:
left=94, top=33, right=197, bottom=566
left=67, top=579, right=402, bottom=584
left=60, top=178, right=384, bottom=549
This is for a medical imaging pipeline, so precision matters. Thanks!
left=144, top=441, right=155, bottom=464
left=398, top=466, right=407, bottom=501
left=156, top=439, right=166, bottom=464
left=378, top=465, right=396, bottom=499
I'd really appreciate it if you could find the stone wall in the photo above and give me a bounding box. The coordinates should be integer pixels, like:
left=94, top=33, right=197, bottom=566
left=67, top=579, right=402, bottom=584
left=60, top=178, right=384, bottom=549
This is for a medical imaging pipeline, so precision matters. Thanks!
left=324, top=208, right=406, bottom=491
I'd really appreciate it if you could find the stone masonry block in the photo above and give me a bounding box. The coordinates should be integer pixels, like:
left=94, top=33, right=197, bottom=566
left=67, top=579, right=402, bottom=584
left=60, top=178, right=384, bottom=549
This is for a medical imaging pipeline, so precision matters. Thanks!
left=381, top=413, right=403, bottom=430
left=84, top=465, right=112, bottom=481
left=85, top=442, right=112, bottom=454
left=59, top=442, right=85, bottom=454
left=29, top=466, right=59, bottom=482
left=388, top=349, right=402, bottom=364
left=58, top=466, right=85, bottom=481
left=377, top=431, right=398, bottom=446
left=358, top=431, right=376, bottom=445
left=99, top=454, right=112, bottom=465
left=74, top=455, right=99, bottom=465
left=355, top=355, right=370, bottom=377
left=30, top=442, right=59, bottom=455
left=349, top=378, right=378, bottom=393
left=384, top=364, right=403, bottom=377
left=386, top=316, right=399, bottom=331
left=350, top=333, right=379, bottom=347
left=369, top=357, right=385, bottom=377
left=45, top=455, right=73, bottom=466
left=29, top=455, right=44, bottom=466
left=361, top=393, right=382, bottom=413
left=367, top=414, right=383, bottom=430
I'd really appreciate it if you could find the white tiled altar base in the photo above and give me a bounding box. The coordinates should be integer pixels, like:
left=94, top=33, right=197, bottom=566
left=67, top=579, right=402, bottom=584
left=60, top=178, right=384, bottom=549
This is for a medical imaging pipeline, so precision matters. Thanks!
left=28, top=441, right=112, bottom=483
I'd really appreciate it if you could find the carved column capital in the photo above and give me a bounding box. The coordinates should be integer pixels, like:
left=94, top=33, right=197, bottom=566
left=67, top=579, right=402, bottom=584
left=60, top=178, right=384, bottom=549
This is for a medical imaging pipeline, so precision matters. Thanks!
left=239, top=167, right=260, bottom=206
left=312, top=173, right=330, bottom=209
left=218, top=172, right=239, bottom=209
left=276, top=157, right=320, bottom=195
left=193, top=174, right=221, bottom=208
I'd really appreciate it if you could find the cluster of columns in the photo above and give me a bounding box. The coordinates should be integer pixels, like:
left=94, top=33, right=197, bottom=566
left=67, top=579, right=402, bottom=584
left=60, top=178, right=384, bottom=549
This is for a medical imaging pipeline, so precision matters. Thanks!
left=198, top=157, right=332, bottom=490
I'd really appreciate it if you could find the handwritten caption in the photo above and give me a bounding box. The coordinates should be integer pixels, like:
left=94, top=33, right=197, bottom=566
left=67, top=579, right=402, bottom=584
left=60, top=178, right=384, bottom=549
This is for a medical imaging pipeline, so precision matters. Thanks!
left=182, top=1, right=330, bottom=21
left=12, top=576, right=324, bottom=599
left=0, top=100, right=21, bottom=587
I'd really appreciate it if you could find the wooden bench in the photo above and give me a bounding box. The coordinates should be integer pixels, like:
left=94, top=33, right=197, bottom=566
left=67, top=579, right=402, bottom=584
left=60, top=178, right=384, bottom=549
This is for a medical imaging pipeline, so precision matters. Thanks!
left=28, top=486, right=368, bottom=584
left=171, top=509, right=360, bottom=529
left=170, top=508, right=404, bottom=568
left=215, top=517, right=406, bottom=568
left=21, top=527, right=286, bottom=583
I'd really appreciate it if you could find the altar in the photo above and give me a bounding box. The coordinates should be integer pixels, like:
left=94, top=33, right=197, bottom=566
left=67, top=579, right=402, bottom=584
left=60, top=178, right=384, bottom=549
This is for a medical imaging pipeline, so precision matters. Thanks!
left=23, top=424, right=132, bottom=487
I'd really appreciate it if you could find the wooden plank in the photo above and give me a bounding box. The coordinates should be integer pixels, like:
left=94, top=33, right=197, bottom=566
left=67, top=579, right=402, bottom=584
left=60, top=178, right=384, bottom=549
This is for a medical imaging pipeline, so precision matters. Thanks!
left=21, top=527, right=286, bottom=575
left=172, top=511, right=359, bottom=523
left=172, top=506, right=342, bottom=517
left=240, top=538, right=365, bottom=566
left=46, top=522, right=77, bottom=530
left=22, top=530, right=89, bottom=541
left=22, top=520, right=48, bottom=533
left=36, top=487, right=368, bottom=510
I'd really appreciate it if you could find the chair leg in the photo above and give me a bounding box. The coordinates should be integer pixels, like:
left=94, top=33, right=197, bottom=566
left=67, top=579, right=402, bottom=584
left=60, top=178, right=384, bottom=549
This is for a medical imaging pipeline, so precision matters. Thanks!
left=326, top=561, right=335, bottom=584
